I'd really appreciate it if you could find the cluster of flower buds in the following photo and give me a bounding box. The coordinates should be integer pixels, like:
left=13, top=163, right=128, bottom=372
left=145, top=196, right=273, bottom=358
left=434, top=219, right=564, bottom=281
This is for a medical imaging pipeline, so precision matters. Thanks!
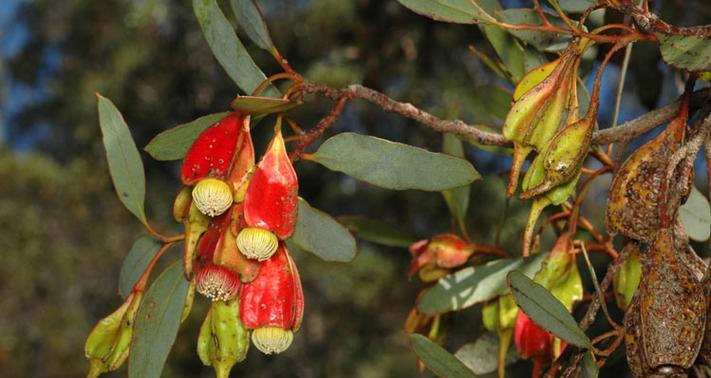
left=513, top=234, right=581, bottom=375
left=175, top=113, right=303, bottom=376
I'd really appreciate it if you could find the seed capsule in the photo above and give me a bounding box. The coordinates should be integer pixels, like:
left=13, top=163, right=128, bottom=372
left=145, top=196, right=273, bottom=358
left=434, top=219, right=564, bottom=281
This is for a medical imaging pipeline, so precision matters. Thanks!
left=197, top=299, right=250, bottom=378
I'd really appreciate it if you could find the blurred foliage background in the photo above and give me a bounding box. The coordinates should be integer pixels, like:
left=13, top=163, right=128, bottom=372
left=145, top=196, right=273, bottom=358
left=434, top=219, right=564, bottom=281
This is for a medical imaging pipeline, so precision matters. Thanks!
left=0, top=0, right=708, bottom=377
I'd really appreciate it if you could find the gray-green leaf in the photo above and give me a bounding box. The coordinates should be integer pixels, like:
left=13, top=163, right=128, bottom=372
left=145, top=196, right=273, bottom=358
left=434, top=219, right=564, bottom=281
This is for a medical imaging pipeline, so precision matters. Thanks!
left=337, top=216, right=416, bottom=248
left=145, top=112, right=229, bottom=161
left=418, top=253, right=545, bottom=314
left=97, top=94, right=147, bottom=224
left=680, top=186, right=711, bottom=241
left=312, top=133, right=481, bottom=191
left=410, top=334, right=476, bottom=378
left=193, top=0, right=279, bottom=97
left=118, top=236, right=162, bottom=298
left=442, top=133, right=470, bottom=230
left=455, top=332, right=519, bottom=375
left=657, top=34, right=711, bottom=72
left=397, top=0, right=495, bottom=24
left=508, top=271, right=592, bottom=349
left=497, top=9, right=569, bottom=51
left=290, top=198, right=357, bottom=262
left=230, top=0, right=274, bottom=51
left=230, top=96, right=298, bottom=115
left=129, top=261, right=190, bottom=378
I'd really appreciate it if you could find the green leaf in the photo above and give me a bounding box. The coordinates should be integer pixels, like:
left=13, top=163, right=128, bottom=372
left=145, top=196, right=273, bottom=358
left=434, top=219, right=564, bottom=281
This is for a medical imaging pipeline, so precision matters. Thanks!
left=680, top=186, right=711, bottom=241
left=97, top=94, right=147, bottom=223
left=129, top=261, right=190, bottom=378
left=442, top=133, right=471, bottom=229
left=230, top=0, right=274, bottom=51
left=580, top=351, right=599, bottom=378
left=230, top=96, right=298, bottom=115
left=312, top=133, right=481, bottom=191
left=397, top=0, right=495, bottom=24
left=118, top=236, right=162, bottom=298
left=193, top=0, right=279, bottom=97
left=559, top=0, right=594, bottom=12
left=657, top=34, right=711, bottom=72
left=144, top=112, right=229, bottom=161
left=410, top=334, right=476, bottom=378
left=337, top=216, right=416, bottom=248
left=497, top=9, right=569, bottom=51
left=418, top=253, right=546, bottom=314
left=508, top=271, right=592, bottom=349
left=454, top=332, right=518, bottom=375
left=290, top=198, right=357, bottom=262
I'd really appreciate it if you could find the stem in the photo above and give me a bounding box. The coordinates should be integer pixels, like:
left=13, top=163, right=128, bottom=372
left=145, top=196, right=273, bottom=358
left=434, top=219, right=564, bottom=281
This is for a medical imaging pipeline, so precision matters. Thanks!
left=251, top=72, right=299, bottom=97
left=579, top=243, right=620, bottom=330
left=132, top=241, right=174, bottom=293
left=607, top=41, right=634, bottom=155
left=290, top=97, right=349, bottom=160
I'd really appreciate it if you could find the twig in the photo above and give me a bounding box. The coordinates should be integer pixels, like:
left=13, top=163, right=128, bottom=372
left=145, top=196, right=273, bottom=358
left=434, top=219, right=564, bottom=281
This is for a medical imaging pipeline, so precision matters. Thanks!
left=301, top=81, right=711, bottom=148
left=290, top=97, right=349, bottom=159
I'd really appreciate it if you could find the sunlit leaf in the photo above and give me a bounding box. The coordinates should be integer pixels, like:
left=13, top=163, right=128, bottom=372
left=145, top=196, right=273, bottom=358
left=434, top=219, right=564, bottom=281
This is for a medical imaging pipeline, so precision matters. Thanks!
left=410, top=334, right=476, bottom=378
left=508, top=271, right=592, bottom=348
left=455, top=332, right=519, bottom=375
left=145, top=112, right=230, bottom=161
left=680, top=186, right=711, bottom=241
left=397, top=0, right=496, bottom=24
left=118, top=236, right=162, bottom=298
left=230, top=0, right=274, bottom=51
left=193, top=0, right=279, bottom=97
left=290, top=198, right=357, bottom=262
left=337, top=216, right=416, bottom=248
left=129, top=261, right=190, bottom=378
left=312, top=133, right=481, bottom=191
left=97, top=94, right=147, bottom=223
left=418, top=253, right=546, bottom=314
left=657, top=34, right=711, bottom=72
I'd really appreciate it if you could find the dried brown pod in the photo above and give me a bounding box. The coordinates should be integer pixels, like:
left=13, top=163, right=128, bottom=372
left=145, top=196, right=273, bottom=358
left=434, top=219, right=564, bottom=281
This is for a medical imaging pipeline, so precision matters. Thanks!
left=624, top=228, right=706, bottom=377
left=700, top=266, right=711, bottom=366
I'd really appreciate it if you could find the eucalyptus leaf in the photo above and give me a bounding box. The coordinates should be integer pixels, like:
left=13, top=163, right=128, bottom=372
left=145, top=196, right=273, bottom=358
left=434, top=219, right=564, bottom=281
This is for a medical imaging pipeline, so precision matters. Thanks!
left=657, top=34, right=711, bottom=72
left=418, top=253, right=546, bottom=314
left=508, top=271, right=592, bottom=348
left=97, top=94, right=147, bottom=223
left=290, top=198, right=357, bottom=262
left=193, top=0, right=279, bottom=97
left=559, top=0, right=594, bottom=12
left=442, top=133, right=471, bottom=230
left=118, top=236, right=162, bottom=298
left=397, top=0, right=496, bottom=24
left=145, top=112, right=229, bottom=161
left=580, top=351, right=599, bottom=378
left=129, top=261, right=190, bottom=378
left=680, top=186, right=711, bottom=241
left=497, top=9, right=570, bottom=50
left=230, top=96, right=298, bottom=115
left=230, top=0, right=274, bottom=51
left=410, top=334, right=476, bottom=378
left=337, top=216, right=416, bottom=248
left=312, top=133, right=480, bottom=191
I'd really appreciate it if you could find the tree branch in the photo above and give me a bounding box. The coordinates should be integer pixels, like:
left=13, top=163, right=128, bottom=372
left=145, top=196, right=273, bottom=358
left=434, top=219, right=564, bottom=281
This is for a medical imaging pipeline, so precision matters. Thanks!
left=301, top=81, right=710, bottom=148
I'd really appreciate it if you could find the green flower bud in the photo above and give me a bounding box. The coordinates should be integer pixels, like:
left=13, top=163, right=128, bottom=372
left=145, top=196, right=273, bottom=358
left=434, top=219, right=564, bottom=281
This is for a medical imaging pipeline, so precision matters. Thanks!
left=197, top=299, right=250, bottom=378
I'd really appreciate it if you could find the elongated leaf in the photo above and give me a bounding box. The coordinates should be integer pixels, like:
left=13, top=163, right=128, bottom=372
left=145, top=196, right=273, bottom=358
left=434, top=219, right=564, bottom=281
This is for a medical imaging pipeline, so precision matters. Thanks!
left=290, top=198, right=357, bottom=262
left=455, top=332, right=518, bottom=375
left=410, top=334, right=476, bottom=378
left=129, top=261, right=190, bottom=378
left=657, top=34, right=711, bottom=72
left=193, top=0, right=279, bottom=97
left=442, top=133, right=470, bottom=229
left=145, top=112, right=229, bottom=161
left=97, top=94, right=147, bottom=223
left=508, top=271, right=592, bottom=348
left=337, top=216, right=416, bottom=247
left=581, top=351, right=599, bottom=378
left=418, top=253, right=545, bottom=314
left=559, top=0, right=594, bottom=12
left=680, top=186, right=711, bottom=241
left=312, top=133, right=480, bottom=191
left=118, top=236, right=162, bottom=298
left=230, top=0, right=274, bottom=51
left=230, top=96, right=298, bottom=115
left=397, top=0, right=495, bottom=24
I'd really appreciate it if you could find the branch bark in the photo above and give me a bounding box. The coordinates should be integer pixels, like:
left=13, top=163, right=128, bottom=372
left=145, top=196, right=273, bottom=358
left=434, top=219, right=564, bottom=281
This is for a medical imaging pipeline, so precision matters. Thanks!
left=301, top=81, right=710, bottom=148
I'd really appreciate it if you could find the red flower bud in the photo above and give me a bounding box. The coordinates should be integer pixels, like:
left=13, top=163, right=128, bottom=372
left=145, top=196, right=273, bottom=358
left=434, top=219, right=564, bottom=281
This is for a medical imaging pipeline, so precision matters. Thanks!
left=240, top=244, right=304, bottom=354
left=514, top=311, right=566, bottom=363
left=243, top=127, right=298, bottom=239
left=226, top=119, right=255, bottom=203
left=408, top=233, right=475, bottom=275
left=181, top=113, right=245, bottom=185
